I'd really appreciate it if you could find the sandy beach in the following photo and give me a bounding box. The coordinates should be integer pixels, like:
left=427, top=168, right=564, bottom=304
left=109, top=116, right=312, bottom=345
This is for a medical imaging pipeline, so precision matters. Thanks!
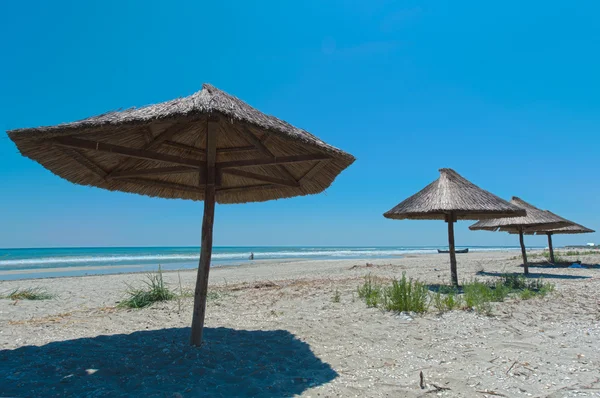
left=1, top=251, right=599, bottom=397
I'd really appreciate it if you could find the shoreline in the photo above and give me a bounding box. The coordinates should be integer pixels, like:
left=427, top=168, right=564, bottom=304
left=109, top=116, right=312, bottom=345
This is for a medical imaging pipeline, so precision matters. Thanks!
left=0, top=248, right=525, bottom=281
left=0, top=257, right=300, bottom=281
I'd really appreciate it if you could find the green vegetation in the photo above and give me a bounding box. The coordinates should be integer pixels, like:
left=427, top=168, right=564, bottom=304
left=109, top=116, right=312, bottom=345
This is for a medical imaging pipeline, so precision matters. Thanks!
left=519, top=289, right=535, bottom=300
left=382, top=273, right=428, bottom=313
left=357, top=273, right=555, bottom=316
left=562, top=250, right=598, bottom=256
left=432, top=288, right=462, bottom=312
left=462, top=281, right=498, bottom=315
left=541, top=251, right=567, bottom=263
left=119, top=266, right=176, bottom=309
left=357, top=274, right=382, bottom=308
left=358, top=273, right=428, bottom=313
left=332, top=288, right=341, bottom=303
left=519, top=249, right=598, bottom=263
left=499, top=274, right=554, bottom=296
left=3, top=287, right=54, bottom=300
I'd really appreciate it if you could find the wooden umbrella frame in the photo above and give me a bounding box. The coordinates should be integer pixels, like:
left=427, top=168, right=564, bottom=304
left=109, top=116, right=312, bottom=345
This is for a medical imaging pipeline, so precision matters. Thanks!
left=191, top=117, right=218, bottom=346
left=445, top=212, right=459, bottom=286
left=45, top=116, right=342, bottom=346
left=383, top=169, right=526, bottom=287
left=7, top=85, right=356, bottom=347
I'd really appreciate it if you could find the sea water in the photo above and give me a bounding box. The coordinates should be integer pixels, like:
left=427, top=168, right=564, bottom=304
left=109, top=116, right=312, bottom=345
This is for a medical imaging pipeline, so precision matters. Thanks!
left=0, top=246, right=520, bottom=280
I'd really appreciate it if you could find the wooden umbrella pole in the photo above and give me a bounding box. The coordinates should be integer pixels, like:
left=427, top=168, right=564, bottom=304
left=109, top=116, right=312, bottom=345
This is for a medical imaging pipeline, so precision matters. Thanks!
left=519, top=229, right=529, bottom=275
left=190, top=118, right=217, bottom=346
left=446, top=213, right=458, bottom=286
left=547, top=233, right=555, bottom=263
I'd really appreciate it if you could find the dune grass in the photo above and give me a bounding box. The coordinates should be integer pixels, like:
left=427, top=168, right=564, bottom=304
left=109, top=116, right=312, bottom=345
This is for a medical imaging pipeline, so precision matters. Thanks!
left=432, top=288, right=463, bottom=312
left=3, top=287, right=55, bottom=300
left=358, top=273, right=554, bottom=316
left=520, top=249, right=597, bottom=263
left=332, top=288, right=341, bottom=303
left=119, top=266, right=176, bottom=309
left=382, top=273, right=429, bottom=313
left=120, top=267, right=230, bottom=309
left=357, top=274, right=382, bottom=308
left=456, top=275, right=554, bottom=314
left=358, top=273, right=428, bottom=313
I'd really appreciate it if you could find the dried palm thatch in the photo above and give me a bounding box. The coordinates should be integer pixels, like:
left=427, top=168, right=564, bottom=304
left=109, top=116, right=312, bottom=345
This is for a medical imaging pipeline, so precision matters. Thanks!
left=469, top=197, right=571, bottom=272
left=383, top=168, right=525, bottom=221
left=7, top=84, right=355, bottom=346
left=518, top=212, right=595, bottom=236
left=511, top=211, right=594, bottom=263
left=8, top=83, right=355, bottom=204
left=469, top=198, right=569, bottom=233
left=383, top=168, right=525, bottom=286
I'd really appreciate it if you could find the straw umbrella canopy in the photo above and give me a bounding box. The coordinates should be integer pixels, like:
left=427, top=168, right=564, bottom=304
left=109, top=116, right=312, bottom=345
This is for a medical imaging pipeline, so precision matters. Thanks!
left=469, top=198, right=571, bottom=273
left=7, top=84, right=355, bottom=346
left=383, top=168, right=526, bottom=286
left=511, top=212, right=595, bottom=263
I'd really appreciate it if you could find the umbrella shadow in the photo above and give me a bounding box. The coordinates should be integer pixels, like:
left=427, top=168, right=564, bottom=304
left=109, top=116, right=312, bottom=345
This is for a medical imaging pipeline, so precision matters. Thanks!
left=522, top=261, right=600, bottom=269
left=0, top=327, right=337, bottom=397
left=476, top=271, right=590, bottom=280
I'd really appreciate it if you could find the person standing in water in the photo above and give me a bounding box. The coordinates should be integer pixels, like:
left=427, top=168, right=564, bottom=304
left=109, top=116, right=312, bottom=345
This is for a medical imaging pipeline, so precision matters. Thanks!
left=249, top=252, right=254, bottom=260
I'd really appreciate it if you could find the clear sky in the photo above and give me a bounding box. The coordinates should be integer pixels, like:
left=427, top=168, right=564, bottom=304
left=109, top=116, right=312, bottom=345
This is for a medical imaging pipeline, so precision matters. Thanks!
left=1, top=1, right=598, bottom=248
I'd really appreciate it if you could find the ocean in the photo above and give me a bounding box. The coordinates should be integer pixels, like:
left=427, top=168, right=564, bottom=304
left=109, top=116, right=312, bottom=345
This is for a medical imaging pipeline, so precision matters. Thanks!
left=0, top=246, right=521, bottom=280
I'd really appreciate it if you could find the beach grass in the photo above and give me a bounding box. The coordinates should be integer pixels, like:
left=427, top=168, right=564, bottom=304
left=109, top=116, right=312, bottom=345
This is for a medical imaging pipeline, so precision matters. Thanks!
left=332, top=288, right=341, bottom=303
left=358, top=273, right=428, bottom=313
left=3, top=287, right=55, bottom=300
left=119, top=266, right=175, bottom=309
left=518, top=250, right=597, bottom=263
left=381, top=273, right=429, bottom=313
left=432, top=288, right=463, bottom=312
left=357, top=274, right=383, bottom=308
left=358, top=273, right=554, bottom=315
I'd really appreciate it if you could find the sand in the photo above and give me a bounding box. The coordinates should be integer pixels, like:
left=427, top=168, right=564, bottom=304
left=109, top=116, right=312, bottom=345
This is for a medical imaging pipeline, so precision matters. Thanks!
left=1, top=251, right=599, bottom=397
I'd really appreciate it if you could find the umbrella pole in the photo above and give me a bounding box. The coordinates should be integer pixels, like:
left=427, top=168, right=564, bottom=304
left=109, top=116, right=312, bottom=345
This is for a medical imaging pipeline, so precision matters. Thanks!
left=547, top=233, right=555, bottom=263
left=190, top=118, right=217, bottom=347
left=519, top=229, right=529, bottom=275
left=446, top=213, right=458, bottom=286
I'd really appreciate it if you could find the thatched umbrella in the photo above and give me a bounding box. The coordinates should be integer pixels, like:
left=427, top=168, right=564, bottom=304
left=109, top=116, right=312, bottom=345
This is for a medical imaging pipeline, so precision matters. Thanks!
left=469, top=197, right=571, bottom=273
left=7, top=84, right=355, bottom=346
left=513, top=212, right=594, bottom=263
left=383, top=168, right=525, bottom=286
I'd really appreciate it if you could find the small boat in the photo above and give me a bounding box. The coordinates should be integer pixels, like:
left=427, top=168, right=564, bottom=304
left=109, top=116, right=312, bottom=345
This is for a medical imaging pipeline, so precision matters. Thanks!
left=438, top=248, right=469, bottom=254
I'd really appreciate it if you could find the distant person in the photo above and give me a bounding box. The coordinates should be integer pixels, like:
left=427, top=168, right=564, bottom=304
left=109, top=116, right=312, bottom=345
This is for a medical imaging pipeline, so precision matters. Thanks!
left=249, top=252, right=254, bottom=260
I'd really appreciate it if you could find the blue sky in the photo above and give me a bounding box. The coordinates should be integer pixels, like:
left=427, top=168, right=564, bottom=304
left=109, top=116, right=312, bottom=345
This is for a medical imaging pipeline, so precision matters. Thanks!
left=1, top=1, right=598, bottom=248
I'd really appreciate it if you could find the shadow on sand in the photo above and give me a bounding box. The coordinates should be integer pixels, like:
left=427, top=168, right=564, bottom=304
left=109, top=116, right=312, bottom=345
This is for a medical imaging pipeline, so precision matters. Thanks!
left=520, top=262, right=600, bottom=269
left=477, top=271, right=591, bottom=280
left=0, top=327, right=337, bottom=397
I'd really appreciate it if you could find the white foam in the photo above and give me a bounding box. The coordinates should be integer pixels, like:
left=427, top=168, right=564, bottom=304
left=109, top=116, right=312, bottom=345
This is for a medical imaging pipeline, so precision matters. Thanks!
left=0, top=247, right=520, bottom=269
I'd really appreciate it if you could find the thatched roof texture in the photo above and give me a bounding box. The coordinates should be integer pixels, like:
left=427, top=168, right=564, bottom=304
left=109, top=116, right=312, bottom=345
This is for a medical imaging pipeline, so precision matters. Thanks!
left=7, top=84, right=355, bottom=204
left=469, top=197, right=571, bottom=232
left=517, top=212, right=595, bottom=235
left=383, top=168, right=526, bottom=220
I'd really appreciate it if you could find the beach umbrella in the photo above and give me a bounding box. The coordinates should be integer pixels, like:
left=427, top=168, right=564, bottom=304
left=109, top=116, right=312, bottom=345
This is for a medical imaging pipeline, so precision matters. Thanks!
left=469, top=197, right=570, bottom=274
left=7, top=84, right=355, bottom=346
left=512, top=212, right=594, bottom=263
left=383, top=168, right=525, bottom=286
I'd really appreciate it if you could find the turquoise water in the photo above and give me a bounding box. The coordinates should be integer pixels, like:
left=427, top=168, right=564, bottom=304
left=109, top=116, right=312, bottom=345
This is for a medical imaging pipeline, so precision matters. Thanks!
left=0, top=246, right=521, bottom=280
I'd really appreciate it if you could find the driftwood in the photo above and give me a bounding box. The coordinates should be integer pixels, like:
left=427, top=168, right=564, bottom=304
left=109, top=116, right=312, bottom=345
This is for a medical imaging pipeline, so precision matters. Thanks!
left=426, top=384, right=451, bottom=393
left=476, top=390, right=507, bottom=397
left=420, top=371, right=451, bottom=394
